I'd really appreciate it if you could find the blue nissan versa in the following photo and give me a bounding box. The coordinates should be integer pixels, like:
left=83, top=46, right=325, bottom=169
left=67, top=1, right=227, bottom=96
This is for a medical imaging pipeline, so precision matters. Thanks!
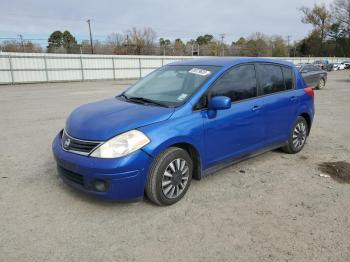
left=52, top=58, right=315, bottom=205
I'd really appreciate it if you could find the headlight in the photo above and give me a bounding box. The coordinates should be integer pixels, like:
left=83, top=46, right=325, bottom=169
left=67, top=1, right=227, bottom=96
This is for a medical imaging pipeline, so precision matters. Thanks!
left=90, top=130, right=150, bottom=158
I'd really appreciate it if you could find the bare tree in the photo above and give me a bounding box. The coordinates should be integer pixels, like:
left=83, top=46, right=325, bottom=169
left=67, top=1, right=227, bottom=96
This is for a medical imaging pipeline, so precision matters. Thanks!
left=106, top=33, right=124, bottom=46
left=0, top=40, right=42, bottom=53
left=126, top=27, right=156, bottom=55
left=105, top=33, right=125, bottom=54
left=300, top=4, right=332, bottom=54
left=332, top=0, right=350, bottom=37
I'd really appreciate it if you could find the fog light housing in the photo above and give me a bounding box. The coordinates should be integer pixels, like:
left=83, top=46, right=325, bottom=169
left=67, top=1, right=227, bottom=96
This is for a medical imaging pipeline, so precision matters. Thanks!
left=92, top=179, right=109, bottom=192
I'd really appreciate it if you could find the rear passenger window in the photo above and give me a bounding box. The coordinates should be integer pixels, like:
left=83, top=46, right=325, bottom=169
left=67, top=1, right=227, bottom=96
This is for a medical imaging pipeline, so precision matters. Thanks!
left=305, top=65, right=315, bottom=72
left=256, top=64, right=285, bottom=95
left=210, top=64, right=257, bottom=102
left=282, top=67, right=294, bottom=90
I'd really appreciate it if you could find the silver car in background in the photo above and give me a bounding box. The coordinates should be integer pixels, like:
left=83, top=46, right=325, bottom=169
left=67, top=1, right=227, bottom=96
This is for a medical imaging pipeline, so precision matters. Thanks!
left=297, top=64, right=328, bottom=90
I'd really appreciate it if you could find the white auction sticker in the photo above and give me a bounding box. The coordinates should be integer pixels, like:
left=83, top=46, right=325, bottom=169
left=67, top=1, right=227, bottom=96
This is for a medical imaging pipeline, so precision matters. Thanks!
left=177, top=93, right=188, bottom=101
left=189, top=68, right=211, bottom=76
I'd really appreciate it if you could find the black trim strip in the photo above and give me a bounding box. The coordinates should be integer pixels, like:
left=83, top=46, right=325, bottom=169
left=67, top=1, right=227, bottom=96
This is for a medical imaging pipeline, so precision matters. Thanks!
left=202, top=142, right=287, bottom=177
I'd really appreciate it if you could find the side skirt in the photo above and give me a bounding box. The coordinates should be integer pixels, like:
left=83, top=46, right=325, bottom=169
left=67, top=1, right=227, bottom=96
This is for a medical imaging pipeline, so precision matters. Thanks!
left=201, top=142, right=287, bottom=178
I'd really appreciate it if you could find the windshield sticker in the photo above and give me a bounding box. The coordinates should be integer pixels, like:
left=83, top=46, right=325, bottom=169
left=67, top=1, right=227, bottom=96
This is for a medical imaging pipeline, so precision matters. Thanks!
left=177, top=93, right=188, bottom=101
left=189, top=68, right=211, bottom=76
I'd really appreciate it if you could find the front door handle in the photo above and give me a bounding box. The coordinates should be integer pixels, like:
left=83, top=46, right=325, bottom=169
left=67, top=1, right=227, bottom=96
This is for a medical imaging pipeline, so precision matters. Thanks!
left=251, top=105, right=261, bottom=112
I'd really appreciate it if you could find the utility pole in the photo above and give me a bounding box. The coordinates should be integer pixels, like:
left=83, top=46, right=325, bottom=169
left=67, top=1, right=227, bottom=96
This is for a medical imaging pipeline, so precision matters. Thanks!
left=86, top=19, right=94, bottom=54
left=219, top=34, right=225, bottom=56
left=286, top=35, right=291, bottom=57
left=18, top=34, right=24, bottom=52
left=126, top=34, right=129, bottom=55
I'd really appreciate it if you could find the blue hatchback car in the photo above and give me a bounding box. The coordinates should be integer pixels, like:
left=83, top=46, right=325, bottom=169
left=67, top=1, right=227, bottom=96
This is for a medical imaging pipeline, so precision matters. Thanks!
left=53, top=58, right=314, bottom=205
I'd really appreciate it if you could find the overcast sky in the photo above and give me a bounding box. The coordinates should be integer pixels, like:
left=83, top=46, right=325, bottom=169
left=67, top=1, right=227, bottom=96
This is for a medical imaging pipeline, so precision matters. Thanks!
left=0, top=0, right=334, bottom=44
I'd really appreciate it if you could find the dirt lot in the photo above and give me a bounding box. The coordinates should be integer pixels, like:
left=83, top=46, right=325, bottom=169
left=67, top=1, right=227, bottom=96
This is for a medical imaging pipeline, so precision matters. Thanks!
left=0, top=70, right=350, bottom=262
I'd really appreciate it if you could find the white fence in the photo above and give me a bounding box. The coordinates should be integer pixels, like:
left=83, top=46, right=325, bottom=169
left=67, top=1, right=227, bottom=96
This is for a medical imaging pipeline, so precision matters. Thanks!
left=0, top=52, right=348, bottom=84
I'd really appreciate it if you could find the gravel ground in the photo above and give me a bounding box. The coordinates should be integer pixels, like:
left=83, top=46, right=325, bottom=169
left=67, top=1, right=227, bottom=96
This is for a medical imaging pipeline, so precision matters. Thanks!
left=0, top=71, right=350, bottom=262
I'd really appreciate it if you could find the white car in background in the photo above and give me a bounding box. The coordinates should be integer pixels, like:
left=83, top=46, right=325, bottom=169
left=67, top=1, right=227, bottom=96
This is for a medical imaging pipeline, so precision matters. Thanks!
left=334, top=63, right=346, bottom=70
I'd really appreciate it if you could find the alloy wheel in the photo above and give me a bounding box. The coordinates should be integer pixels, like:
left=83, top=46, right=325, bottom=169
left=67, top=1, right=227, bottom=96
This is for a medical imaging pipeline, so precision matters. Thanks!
left=162, top=158, right=190, bottom=199
left=292, top=122, right=307, bottom=150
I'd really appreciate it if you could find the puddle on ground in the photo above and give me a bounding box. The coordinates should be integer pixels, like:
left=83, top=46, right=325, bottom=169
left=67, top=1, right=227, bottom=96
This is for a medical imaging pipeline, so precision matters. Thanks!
left=318, top=161, right=350, bottom=184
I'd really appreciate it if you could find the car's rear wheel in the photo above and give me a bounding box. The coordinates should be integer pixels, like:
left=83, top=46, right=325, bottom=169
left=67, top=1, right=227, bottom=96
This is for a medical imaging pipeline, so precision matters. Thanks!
left=145, top=147, right=193, bottom=206
left=282, top=116, right=309, bottom=154
left=316, top=78, right=326, bottom=90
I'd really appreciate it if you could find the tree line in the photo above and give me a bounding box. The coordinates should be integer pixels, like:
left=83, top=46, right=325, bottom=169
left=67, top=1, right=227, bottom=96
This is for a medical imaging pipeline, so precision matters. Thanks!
left=297, top=0, right=350, bottom=56
left=1, top=0, right=349, bottom=57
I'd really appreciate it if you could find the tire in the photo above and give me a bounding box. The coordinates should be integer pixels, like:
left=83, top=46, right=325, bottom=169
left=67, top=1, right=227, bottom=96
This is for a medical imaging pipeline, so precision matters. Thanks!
left=282, top=116, right=309, bottom=154
left=145, top=147, right=193, bottom=206
left=316, top=78, right=326, bottom=90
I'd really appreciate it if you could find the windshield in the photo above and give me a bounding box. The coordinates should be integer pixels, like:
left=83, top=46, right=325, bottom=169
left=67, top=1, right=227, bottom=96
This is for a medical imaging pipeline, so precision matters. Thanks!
left=122, top=65, right=220, bottom=107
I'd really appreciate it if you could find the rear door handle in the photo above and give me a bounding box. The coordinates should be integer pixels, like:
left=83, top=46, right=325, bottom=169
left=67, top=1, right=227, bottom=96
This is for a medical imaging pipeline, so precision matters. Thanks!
left=290, top=96, right=297, bottom=102
left=251, top=105, right=261, bottom=112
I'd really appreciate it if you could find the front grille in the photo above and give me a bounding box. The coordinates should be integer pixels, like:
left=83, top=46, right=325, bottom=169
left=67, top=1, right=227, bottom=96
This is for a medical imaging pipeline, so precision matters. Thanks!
left=58, top=166, right=84, bottom=186
left=61, top=130, right=101, bottom=156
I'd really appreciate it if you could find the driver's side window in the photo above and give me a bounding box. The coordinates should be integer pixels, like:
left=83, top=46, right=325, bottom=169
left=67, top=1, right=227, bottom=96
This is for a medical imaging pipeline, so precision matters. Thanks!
left=194, top=64, right=258, bottom=110
left=209, top=64, right=258, bottom=102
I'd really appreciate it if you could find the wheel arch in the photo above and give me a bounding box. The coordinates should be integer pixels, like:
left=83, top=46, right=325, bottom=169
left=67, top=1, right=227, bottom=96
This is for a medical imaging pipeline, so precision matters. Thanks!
left=299, top=112, right=312, bottom=134
left=170, top=143, right=202, bottom=180
left=144, top=138, right=203, bottom=181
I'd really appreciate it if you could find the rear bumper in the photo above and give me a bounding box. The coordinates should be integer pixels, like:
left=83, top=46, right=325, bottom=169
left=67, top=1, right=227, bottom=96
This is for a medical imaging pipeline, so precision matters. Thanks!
left=52, top=133, right=153, bottom=201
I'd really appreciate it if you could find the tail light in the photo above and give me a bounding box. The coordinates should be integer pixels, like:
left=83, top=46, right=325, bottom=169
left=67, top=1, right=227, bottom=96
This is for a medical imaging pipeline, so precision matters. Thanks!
left=304, top=87, right=314, bottom=97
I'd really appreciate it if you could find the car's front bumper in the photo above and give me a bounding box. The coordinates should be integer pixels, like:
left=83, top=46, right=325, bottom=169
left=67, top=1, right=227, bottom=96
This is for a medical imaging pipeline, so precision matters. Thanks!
left=52, top=133, right=153, bottom=201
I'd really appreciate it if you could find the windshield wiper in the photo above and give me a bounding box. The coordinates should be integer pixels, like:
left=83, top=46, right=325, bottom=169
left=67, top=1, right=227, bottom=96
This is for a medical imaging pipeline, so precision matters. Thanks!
left=118, top=93, right=129, bottom=99
left=126, top=96, right=169, bottom=107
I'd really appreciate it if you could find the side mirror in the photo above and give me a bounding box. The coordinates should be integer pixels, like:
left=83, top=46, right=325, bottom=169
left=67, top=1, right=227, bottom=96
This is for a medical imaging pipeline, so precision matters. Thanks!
left=208, top=96, right=231, bottom=110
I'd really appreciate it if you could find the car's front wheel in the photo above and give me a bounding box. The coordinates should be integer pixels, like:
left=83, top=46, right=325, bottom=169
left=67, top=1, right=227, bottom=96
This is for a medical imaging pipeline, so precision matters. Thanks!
left=282, top=116, right=309, bottom=154
left=145, top=147, right=193, bottom=206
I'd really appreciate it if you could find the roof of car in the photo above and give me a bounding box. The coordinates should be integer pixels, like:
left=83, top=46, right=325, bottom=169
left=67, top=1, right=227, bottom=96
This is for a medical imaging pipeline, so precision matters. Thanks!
left=169, top=57, right=295, bottom=68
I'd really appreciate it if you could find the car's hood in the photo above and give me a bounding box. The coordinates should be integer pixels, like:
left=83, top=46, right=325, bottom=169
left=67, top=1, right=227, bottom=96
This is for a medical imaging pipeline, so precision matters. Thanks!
left=65, top=98, right=174, bottom=141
